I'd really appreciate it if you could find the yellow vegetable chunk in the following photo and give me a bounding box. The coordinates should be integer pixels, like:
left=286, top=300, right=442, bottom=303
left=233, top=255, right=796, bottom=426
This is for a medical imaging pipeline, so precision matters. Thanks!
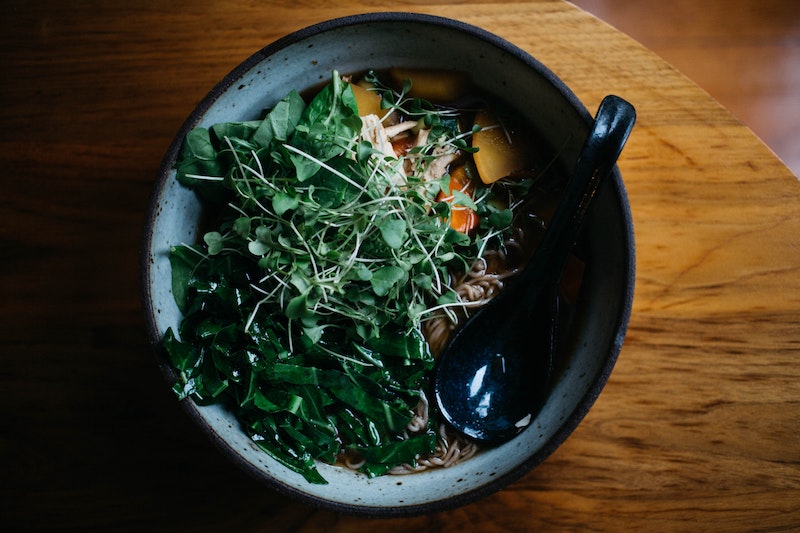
left=389, top=67, right=469, bottom=102
left=472, top=109, right=531, bottom=184
left=351, top=83, right=384, bottom=118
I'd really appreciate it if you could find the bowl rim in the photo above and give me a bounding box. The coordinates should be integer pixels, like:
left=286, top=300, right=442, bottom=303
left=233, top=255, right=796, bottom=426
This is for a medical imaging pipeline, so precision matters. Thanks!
left=140, top=11, right=636, bottom=517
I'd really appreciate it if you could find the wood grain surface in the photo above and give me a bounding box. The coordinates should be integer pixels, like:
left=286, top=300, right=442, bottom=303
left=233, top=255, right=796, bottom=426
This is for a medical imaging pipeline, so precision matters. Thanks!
left=572, top=0, right=800, bottom=178
left=2, top=1, right=798, bottom=531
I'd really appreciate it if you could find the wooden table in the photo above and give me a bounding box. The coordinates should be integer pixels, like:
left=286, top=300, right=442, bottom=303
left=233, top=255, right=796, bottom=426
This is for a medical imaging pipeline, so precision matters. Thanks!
left=3, top=1, right=798, bottom=530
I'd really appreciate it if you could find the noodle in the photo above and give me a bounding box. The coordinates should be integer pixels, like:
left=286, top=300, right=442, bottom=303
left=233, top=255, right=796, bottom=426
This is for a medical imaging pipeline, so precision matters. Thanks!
left=423, top=229, right=528, bottom=359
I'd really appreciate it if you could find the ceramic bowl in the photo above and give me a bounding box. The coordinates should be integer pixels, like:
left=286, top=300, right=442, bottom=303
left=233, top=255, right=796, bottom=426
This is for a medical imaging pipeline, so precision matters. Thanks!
left=141, top=12, right=635, bottom=516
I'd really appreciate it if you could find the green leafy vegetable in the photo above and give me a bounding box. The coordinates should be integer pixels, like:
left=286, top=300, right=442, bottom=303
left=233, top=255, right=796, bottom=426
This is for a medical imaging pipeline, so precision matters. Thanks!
left=164, top=70, right=546, bottom=483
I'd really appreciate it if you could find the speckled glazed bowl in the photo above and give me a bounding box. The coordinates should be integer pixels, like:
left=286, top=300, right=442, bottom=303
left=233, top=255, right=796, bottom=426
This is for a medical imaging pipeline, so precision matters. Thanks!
left=141, top=12, right=634, bottom=516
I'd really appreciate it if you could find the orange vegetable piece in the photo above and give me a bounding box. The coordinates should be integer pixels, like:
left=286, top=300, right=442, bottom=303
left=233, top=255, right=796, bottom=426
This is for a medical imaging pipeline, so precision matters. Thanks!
left=450, top=202, right=479, bottom=235
left=389, top=67, right=470, bottom=102
left=351, top=83, right=384, bottom=117
left=472, top=108, right=531, bottom=184
left=436, top=165, right=480, bottom=234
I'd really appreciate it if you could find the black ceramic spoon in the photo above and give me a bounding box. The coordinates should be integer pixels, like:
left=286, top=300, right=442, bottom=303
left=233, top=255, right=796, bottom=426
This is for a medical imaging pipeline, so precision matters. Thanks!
left=433, top=95, right=636, bottom=444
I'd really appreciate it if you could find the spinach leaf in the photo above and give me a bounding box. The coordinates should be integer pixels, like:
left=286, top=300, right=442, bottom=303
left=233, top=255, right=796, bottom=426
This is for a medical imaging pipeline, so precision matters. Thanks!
left=353, top=433, right=437, bottom=478
left=290, top=72, right=361, bottom=168
left=253, top=90, right=306, bottom=147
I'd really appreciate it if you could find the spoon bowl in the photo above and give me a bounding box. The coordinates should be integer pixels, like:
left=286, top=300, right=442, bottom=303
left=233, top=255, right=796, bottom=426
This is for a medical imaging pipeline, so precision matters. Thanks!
left=435, top=95, right=636, bottom=444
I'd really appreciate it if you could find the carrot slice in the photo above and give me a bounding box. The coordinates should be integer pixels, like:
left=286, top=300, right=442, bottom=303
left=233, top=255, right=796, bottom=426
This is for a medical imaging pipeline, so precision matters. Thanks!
left=436, top=165, right=480, bottom=234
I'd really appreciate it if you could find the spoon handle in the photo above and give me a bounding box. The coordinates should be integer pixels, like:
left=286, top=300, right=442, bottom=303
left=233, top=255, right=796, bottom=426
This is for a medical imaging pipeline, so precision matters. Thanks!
left=520, top=95, right=636, bottom=291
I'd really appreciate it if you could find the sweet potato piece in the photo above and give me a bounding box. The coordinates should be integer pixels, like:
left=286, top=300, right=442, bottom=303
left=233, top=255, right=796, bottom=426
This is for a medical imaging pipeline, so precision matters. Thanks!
left=472, top=109, right=531, bottom=184
left=351, top=83, right=384, bottom=118
left=389, top=67, right=469, bottom=102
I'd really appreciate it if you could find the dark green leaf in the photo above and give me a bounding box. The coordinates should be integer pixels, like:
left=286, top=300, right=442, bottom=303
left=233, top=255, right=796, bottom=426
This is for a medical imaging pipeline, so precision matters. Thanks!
left=488, top=208, right=514, bottom=229
left=285, top=290, right=310, bottom=320
left=253, top=90, right=306, bottom=147
left=168, top=245, right=201, bottom=313
left=272, top=191, right=300, bottom=215
left=354, top=433, right=437, bottom=477
left=203, top=231, right=224, bottom=255
left=364, top=327, right=432, bottom=363
left=370, top=266, right=407, bottom=297
left=378, top=218, right=407, bottom=249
